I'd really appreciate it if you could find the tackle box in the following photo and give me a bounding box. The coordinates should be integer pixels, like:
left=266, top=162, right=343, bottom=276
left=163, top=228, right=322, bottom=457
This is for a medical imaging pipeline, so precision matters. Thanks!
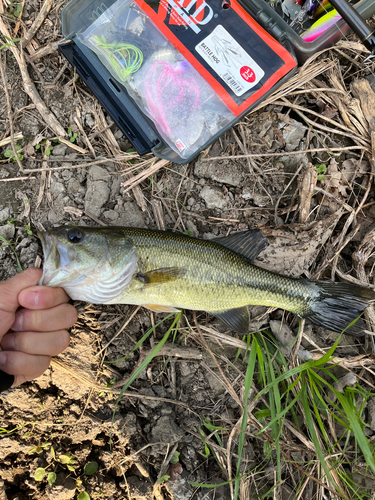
left=60, top=0, right=375, bottom=164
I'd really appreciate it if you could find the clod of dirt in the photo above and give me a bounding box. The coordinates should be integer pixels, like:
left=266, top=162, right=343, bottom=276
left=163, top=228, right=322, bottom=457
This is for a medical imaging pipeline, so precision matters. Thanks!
left=51, top=331, right=96, bottom=399
left=150, top=416, right=184, bottom=455
left=205, top=370, right=226, bottom=396
left=199, top=186, right=227, bottom=210
left=166, top=477, right=193, bottom=500
left=0, top=438, right=25, bottom=461
left=85, top=165, right=112, bottom=217
left=16, top=237, right=39, bottom=269
left=194, top=159, right=243, bottom=186
left=104, top=201, right=146, bottom=227
left=0, top=224, right=15, bottom=241
left=126, top=476, right=151, bottom=499
left=46, top=472, right=76, bottom=500
left=256, top=213, right=339, bottom=277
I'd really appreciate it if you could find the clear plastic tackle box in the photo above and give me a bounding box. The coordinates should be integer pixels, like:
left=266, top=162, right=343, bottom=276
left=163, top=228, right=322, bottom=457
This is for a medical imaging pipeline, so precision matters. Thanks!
left=59, top=0, right=375, bottom=163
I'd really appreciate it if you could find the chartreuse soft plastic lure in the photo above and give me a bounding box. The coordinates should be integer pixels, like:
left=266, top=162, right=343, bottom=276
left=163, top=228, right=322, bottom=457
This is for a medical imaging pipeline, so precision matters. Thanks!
left=301, top=9, right=341, bottom=41
left=93, top=35, right=143, bottom=82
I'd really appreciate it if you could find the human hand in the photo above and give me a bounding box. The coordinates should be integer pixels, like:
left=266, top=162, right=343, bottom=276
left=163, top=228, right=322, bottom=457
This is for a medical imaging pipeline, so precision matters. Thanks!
left=0, top=267, right=77, bottom=390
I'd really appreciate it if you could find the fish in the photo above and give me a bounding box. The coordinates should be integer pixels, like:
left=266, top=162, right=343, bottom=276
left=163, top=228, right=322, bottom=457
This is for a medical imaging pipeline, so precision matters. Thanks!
left=38, top=226, right=375, bottom=336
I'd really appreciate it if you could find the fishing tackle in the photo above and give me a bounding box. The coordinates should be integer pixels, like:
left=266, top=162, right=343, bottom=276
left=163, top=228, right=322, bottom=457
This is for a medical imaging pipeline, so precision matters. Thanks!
left=93, top=35, right=143, bottom=82
left=301, top=9, right=341, bottom=41
left=290, top=0, right=318, bottom=28
left=143, top=61, right=201, bottom=136
left=314, top=0, right=332, bottom=18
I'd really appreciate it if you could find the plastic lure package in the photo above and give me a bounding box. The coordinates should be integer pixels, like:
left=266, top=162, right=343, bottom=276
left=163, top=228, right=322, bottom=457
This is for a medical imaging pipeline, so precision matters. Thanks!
left=78, top=0, right=236, bottom=158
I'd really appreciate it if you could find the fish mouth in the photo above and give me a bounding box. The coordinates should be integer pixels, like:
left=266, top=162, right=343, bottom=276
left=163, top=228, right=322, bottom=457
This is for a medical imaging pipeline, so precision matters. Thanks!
left=38, top=231, right=61, bottom=286
left=38, top=231, right=52, bottom=285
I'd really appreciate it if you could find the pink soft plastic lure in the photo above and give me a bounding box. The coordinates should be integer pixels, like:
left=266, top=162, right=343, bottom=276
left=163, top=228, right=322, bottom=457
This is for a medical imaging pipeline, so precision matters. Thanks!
left=143, top=61, right=200, bottom=136
left=301, top=9, right=341, bottom=41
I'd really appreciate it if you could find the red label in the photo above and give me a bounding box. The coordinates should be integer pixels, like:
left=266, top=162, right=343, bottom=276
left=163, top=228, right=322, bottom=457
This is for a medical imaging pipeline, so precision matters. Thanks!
left=240, top=66, right=256, bottom=83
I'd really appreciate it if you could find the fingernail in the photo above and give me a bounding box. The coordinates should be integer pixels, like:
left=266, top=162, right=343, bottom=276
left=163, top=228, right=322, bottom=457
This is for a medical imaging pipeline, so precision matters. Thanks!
left=0, top=352, right=8, bottom=368
left=1, top=334, right=15, bottom=351
left=11, top=311, right=23, bottom=332
left=22, top=291, right=39, bottom=307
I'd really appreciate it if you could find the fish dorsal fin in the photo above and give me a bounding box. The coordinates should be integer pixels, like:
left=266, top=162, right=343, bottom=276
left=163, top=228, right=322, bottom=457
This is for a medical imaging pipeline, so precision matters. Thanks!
left=213, top=230, right=268, bottom=262
left=210, top=306, right=250, bottom=334
left=140, top=267, right=185, bottom=286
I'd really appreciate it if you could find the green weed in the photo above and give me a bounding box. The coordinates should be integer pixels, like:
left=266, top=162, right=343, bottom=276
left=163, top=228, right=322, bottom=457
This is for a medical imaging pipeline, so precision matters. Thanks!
left=4, top=144, right=23, bottom=162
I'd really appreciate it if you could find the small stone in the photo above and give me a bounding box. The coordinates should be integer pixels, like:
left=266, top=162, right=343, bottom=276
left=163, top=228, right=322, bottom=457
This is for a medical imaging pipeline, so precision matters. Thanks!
left=200, top=186, right=226, bottom=210
left=52, top=143, right=68, bottom=156
left=281, top=120, right=305, bottom=152
left=0, top=207, right=11, bottom=223
left=186, top=220, right=198, bottom=237
left=85, top=113, right=95, bottom=128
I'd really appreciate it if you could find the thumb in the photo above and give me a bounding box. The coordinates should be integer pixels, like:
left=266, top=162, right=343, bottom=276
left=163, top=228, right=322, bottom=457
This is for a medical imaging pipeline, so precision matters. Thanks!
left=0, top=268, right=42, bottom=313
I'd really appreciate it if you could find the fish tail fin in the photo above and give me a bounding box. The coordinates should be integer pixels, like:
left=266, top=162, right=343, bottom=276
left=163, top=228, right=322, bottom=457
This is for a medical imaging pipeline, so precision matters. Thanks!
left=301, top=280, right=375, bottom=337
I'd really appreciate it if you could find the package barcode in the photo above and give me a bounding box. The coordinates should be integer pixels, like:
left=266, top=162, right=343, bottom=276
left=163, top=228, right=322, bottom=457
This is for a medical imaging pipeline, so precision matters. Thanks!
left=222, top=73, right=244, bottom=94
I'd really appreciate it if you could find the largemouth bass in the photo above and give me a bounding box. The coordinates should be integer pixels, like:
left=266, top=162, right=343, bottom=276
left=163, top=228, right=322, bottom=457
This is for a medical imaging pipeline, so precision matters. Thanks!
left=38, top=226, right=375, bottom=336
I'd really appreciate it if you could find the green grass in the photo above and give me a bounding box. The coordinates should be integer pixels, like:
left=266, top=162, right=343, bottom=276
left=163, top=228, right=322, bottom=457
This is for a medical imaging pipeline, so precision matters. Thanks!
left=188, top=319, right=375, bottom=499
left=101, top=310, right=375, bottom=499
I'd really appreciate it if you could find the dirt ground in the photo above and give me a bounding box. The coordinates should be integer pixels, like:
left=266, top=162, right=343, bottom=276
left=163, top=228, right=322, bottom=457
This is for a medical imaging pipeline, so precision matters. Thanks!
left=2, top=2, right=375, bottom=499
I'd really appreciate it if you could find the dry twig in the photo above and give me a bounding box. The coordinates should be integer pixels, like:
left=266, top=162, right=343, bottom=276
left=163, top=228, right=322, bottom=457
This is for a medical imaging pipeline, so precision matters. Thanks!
left=0, top=52, right=24, bottom=171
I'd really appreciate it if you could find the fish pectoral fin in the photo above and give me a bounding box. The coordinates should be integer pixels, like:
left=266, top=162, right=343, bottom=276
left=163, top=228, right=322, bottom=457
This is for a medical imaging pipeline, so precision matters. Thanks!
left=143, top=304, right=180, bottom=313
left=213, top=230, right=268, bottom=263
left=210, top=306, right=250, bottom=334
left=139, top=267, right=185, bottom=286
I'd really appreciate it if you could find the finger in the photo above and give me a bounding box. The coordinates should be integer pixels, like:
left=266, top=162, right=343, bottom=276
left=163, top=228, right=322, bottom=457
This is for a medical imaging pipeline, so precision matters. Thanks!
left=0, top=351, right=50, bottom=380
left=11, top=304, right=77, bottom=333
left=0, top=268, right=42, bottom=337
left=1, top=330, right=70, bottom=356
left=18, top=286, right=70, bottom=310
left=0, top=268, right=42, bottom=313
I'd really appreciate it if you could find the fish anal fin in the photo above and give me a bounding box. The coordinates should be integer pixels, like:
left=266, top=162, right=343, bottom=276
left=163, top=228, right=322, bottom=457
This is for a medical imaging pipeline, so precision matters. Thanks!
left=210, top=306, right=250, bottom=334
left=213, top=230, right=268, bottom=262
left=139, top=267, right=185, bottom=286
left=143, top=304, right=180, bottom=313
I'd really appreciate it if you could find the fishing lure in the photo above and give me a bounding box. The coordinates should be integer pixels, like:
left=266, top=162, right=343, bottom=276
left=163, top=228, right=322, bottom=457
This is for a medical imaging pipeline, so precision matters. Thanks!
left=143, top=61, right=201, bottom=136
left=93, top=35, right=143, bottom=82
left=290, top=0, right=318, bottom=28
left=301, top=8, right=341, bottom=41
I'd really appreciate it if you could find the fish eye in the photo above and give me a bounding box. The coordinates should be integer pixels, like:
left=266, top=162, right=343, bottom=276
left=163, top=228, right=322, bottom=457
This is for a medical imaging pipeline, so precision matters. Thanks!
left=67, top=229, right=83, bottom=244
